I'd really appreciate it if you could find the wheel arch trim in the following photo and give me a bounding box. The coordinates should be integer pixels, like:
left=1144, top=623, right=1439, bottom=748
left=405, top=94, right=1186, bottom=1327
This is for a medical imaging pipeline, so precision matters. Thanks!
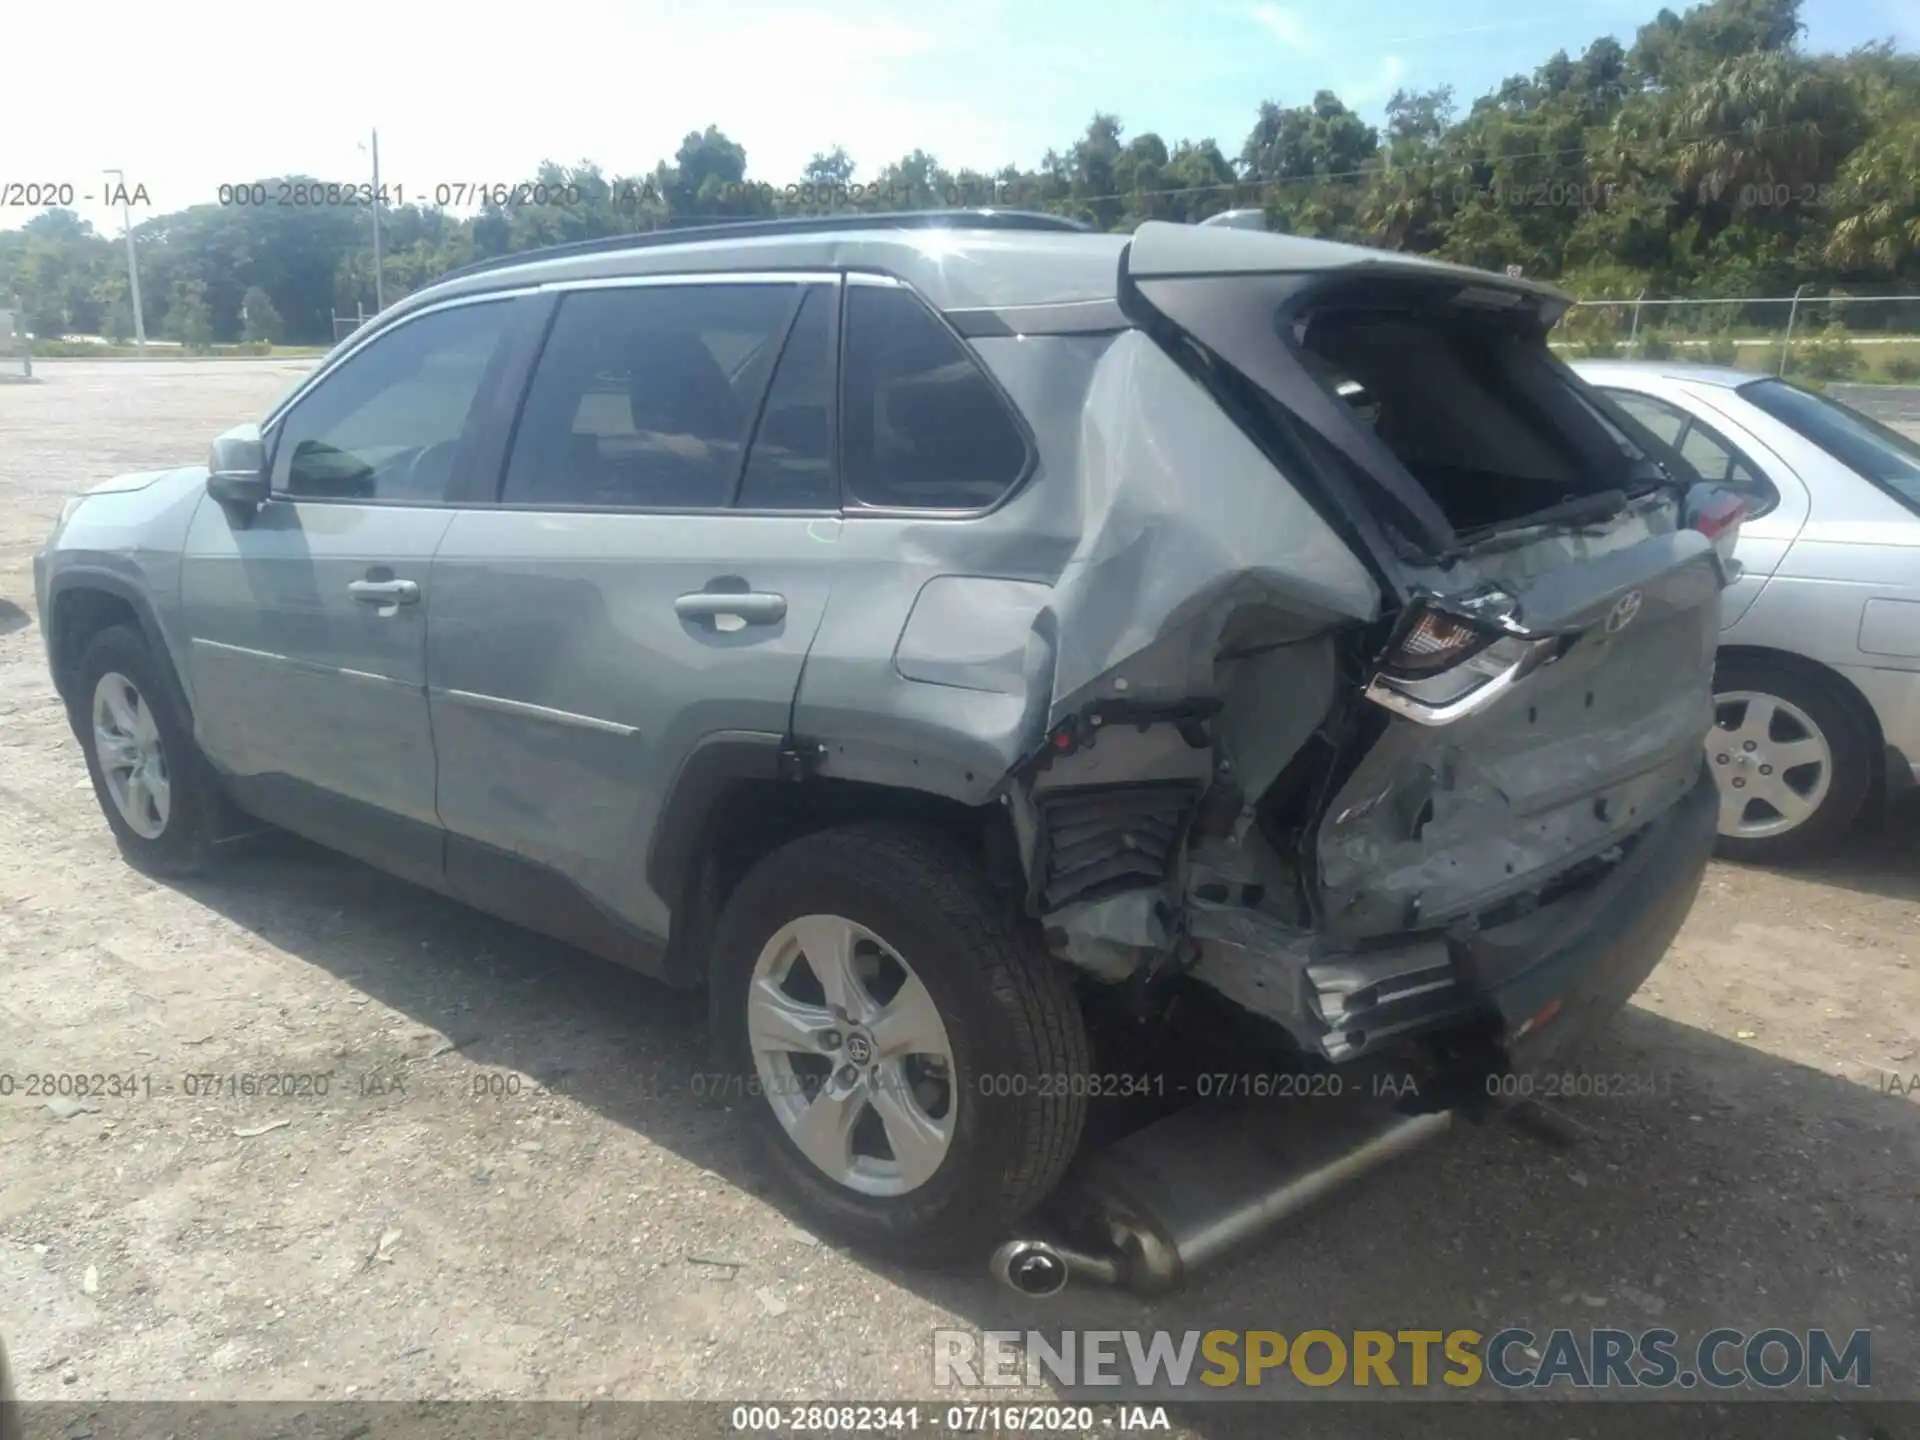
left=45, top=569, right=193, bottom=721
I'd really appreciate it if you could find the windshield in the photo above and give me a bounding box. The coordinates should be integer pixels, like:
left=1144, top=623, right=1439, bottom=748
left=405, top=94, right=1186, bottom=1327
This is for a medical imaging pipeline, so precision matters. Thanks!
left=1739, top=378, right=1920, bottom=512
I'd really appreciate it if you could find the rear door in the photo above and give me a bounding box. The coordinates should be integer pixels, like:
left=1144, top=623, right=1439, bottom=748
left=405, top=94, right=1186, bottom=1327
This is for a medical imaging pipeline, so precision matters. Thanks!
left=426, top=273, right=841, bottom=940
left=179, top=294, right=522, bottom=882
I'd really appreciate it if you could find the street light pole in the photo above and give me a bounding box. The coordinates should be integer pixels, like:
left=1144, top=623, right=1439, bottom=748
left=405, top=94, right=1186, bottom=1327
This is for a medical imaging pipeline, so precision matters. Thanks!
left=104, top=168, right=147, bottom=353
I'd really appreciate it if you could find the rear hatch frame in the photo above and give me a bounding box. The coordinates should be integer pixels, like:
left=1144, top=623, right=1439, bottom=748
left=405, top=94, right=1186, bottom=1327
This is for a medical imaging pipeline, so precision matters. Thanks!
left=1086, top=226, right=1737, bottom=1054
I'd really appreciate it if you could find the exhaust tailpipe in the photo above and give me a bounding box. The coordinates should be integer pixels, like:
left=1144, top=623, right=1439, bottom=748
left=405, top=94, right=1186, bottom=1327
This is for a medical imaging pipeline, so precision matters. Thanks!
left=993, top=1103, right=1454, bottom=1297
left=990, top=1238, right=1124, bottom=1297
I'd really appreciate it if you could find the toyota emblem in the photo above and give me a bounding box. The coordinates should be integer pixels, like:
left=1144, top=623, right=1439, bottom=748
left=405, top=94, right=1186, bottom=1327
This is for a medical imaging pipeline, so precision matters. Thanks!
left=1605, top=590, right=1644, bottom=633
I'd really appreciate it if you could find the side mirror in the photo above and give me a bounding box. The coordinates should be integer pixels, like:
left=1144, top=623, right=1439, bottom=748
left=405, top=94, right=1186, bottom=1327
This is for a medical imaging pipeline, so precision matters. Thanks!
left=207, top=424, right=269, bottom=507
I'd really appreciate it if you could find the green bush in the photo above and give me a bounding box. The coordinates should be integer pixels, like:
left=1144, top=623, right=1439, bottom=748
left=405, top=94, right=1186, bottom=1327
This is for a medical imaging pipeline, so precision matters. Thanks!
left=28, top=339, right=116, bottom=358
left=1882, top=355, right=1920, bottom=383
left=1705, top=332, right=1739, bottom=365
left=1792, top=324, right=1861, bottom=382
left=1629, top=330, right=1675, bottom=360
left=1580, top=334, right=1621, bottom=359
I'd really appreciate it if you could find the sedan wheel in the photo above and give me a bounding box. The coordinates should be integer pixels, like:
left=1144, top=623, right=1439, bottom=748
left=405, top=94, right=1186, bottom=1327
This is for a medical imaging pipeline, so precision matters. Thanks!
left=1706, top=655, right=1873, bottom=864
left=92, top=671, right=171, bottom=839
left=747, top=914, right=956, bottom=1197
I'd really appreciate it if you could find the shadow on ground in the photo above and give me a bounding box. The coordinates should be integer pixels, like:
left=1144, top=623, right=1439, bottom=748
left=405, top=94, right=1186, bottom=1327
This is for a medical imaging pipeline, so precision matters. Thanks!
left=168, top=833, right=1915, bottom=1434
left=1728, top=789, right=1920, bottom=905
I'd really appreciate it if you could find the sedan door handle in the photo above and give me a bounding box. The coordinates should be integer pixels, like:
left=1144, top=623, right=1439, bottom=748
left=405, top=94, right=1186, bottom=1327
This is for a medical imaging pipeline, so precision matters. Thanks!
left=674, top=591, right=787, bottom=626
left=348, top=578, right=420, bottom=614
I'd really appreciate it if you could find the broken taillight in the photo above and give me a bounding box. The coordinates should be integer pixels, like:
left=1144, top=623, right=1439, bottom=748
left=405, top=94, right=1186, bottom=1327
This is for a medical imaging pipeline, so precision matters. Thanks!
left=1380, top=606, right=1498, bottom=679
left=1368, top=593, right=1557, bottom=726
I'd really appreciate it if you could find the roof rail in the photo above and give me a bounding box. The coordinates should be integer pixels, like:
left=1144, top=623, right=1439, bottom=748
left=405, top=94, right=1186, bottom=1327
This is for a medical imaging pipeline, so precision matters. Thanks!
left=435, top=209, right=1092, bottom=285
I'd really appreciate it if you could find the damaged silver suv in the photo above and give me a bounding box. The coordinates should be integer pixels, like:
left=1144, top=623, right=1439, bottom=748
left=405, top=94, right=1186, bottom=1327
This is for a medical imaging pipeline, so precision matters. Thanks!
left=35, top=212, right=1742, bottom=1260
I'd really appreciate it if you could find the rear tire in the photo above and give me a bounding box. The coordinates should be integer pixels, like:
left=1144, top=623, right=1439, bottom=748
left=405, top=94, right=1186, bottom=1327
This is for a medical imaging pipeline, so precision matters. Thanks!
left=710, top=822, right=1089, bottom=1261
left=73, top=625, right=220, bottom=876
left=1709, top=655, right=1872, bottom=865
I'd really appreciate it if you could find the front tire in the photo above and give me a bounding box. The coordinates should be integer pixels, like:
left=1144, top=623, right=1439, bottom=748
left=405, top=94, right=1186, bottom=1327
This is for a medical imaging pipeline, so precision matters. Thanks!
left=1708, top=655, right=1872, bottom=864
left=710, top=822, right=1090, bottom=1261
left=73, top=625, right=219, bottom=876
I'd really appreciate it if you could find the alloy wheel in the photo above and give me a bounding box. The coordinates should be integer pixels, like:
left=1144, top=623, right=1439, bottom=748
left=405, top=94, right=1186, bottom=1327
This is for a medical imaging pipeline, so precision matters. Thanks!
left=746, top=914, right=956, bottom=1197
left=1708, top=689, right=1833, bottom=840
left=92, top=671, right=170, bottom=840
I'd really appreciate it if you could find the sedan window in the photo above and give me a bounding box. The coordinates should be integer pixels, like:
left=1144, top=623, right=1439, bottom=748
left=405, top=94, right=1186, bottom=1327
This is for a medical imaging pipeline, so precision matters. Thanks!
left=1598, top=387, right=1778, bottom=518
left=1740, top=378, right=1920, bottom=515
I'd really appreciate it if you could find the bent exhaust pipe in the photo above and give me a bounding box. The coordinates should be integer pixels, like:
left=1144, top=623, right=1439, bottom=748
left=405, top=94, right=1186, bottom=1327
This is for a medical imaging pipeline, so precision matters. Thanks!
left=993, top=1104, right=1454, bottom=1297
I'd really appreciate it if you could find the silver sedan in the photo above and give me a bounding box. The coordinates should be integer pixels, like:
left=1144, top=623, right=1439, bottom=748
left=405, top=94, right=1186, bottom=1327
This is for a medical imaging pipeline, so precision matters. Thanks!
left=1575, top=361, right=1920, bottom=861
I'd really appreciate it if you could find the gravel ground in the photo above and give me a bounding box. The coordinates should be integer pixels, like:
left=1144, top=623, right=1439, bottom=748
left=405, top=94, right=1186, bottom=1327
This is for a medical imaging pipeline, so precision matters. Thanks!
left=0, top=363, right=1916, bottom=1431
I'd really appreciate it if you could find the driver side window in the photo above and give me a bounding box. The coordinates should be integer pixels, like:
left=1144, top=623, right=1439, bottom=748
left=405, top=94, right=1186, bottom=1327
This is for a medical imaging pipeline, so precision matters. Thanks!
left=270, top=299, right=514, bottom=504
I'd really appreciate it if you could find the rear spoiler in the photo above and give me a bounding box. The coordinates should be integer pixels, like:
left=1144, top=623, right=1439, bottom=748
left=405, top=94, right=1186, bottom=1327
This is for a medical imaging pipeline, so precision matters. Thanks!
left=1126, top=220, right=1572, bottom=327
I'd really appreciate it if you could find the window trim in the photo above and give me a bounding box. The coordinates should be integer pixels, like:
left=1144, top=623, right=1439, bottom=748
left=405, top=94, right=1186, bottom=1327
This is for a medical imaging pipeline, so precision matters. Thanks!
left=836, top=271, right=1039, bottom=521
left=488, top=271, right=847, bottom=517
left=262, top=287, right=537, bottom=435
left=264, top=290, right=530, bottom=509
left=1598, top=386, right=1780, bottom=519
left=728, top=283, right=841, bottom=510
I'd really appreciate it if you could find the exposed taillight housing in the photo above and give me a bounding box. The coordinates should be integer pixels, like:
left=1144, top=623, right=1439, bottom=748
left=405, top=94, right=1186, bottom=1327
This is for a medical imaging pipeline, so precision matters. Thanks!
left=1367, top=592, right=1557, bottom=726
left=1379, top=606, right=1499, bottom=681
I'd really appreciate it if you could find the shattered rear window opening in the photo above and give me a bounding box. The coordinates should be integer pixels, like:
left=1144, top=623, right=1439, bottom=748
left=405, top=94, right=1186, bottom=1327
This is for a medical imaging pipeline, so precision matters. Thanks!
left=1296, top=308, right=1642, bottom=535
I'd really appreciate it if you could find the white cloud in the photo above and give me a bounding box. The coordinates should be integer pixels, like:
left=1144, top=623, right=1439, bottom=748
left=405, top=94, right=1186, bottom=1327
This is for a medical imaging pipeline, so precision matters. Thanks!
left=1251, top=3, right=1321, bottom=52
left=1341, top=54, right=1410, bottom=106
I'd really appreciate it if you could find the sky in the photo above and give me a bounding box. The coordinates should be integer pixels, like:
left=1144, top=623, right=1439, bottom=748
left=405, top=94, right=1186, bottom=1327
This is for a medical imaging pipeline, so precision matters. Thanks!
left=3, top=0, right=1914, bottom=237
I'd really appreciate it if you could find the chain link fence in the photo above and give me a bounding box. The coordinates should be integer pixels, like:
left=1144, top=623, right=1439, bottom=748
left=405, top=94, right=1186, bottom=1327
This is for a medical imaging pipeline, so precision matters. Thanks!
left=1556, top=292, right=1920, bottom=384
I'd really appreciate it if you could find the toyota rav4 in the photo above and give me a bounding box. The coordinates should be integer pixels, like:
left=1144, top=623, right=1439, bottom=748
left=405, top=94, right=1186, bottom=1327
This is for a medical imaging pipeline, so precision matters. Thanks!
left=34, top=211, right=1741, bottom=1259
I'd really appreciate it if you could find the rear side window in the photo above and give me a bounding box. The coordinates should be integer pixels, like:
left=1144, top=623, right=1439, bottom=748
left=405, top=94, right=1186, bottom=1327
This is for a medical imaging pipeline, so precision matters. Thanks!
left=841, top=283, right=1028, bottom=510
left=1601, top=388, right=1777, bottom=516
left=736, top=287, right=835, bottom=509
left=503, top=283, right=806, bottom=509
left=1741, top=377, right=1920, bottom=513
left=1610, top=392, right=1685, bottom=446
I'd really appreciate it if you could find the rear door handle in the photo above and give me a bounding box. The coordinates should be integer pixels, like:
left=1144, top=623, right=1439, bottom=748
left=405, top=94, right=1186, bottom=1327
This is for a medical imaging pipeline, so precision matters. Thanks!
left=674, top=591, right=787, bottom=626
left=348, top=578, right=420, bottom=615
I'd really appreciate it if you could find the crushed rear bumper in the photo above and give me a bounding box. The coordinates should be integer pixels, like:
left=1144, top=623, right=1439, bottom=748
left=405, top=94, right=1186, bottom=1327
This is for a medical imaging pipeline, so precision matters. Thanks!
left=1195, top=761, right=1717, bottom=1063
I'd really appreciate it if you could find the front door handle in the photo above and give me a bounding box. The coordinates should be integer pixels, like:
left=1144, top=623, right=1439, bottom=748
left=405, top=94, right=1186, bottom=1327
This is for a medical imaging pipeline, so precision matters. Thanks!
left=348, top=578, right=420, bottom=616
left=674, top=591, right=787, bottom=626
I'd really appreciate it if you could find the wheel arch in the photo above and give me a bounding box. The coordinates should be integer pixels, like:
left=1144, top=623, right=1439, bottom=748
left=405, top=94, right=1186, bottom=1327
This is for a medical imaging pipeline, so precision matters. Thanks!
left=650, top=735, right=1021, bottom=987
left=46, top=571, right=191, bottom=722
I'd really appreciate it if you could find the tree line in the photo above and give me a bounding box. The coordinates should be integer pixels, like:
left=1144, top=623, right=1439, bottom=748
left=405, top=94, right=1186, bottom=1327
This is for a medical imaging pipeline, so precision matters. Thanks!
left=5, top=0, right=1918, bottom=349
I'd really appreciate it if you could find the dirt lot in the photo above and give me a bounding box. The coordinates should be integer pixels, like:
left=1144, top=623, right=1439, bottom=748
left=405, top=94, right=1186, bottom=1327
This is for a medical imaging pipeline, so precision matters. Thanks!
left=1, top=363, right=1916, bottom=1425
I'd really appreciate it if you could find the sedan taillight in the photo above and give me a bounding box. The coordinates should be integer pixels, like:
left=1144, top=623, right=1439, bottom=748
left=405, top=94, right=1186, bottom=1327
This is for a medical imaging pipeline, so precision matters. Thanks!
left=1685, top=485, right=1749, bottom=568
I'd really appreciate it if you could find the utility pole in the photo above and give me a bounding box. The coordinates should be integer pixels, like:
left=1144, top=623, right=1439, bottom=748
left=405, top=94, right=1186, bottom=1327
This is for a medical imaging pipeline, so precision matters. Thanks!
left=371, top=129, right=385, bottom=311
left=104, top=168, right=147, bottom=353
